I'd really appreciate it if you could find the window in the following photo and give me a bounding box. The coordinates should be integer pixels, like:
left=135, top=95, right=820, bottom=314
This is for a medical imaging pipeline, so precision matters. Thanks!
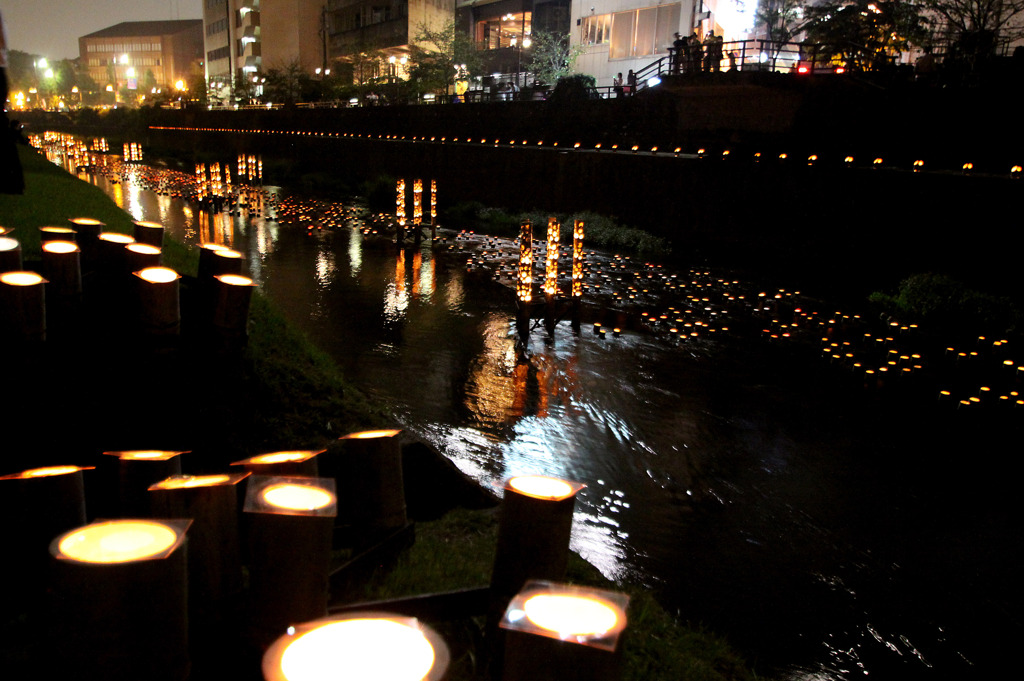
left=609, top=3, right=680, bottom=59
left=581, top=14, right=611, bottom=46
left=476, top=12, right=532, bottom=50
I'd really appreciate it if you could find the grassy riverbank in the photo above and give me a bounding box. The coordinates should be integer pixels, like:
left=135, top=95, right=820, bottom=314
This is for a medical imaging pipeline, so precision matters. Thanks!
left=2, top=145, right=762, bottom=680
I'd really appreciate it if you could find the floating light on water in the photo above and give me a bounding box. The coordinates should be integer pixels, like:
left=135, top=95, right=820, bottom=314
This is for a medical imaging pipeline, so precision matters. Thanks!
left=262, top=614, right=449, bottom=681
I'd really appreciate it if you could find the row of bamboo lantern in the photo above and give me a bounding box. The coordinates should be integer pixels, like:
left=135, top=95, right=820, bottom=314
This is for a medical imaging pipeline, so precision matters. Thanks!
left=1, top=430, right=629, bottom=681
left=146, top=125, right=1024, bottom=176
left=0, top=219, right=255, bottom=349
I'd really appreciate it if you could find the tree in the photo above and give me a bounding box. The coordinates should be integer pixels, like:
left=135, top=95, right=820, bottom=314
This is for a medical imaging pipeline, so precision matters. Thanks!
left=407, top=20, right=482, bottom=95
left=919, top=0, right=1024, bottom=57
left=802, top=1, right=932, bottom=70
left=526, top=31, right=586, bottom=86
left=264, top=60, right=310, bottom=106
left=755, top=0, right=812, bottom=66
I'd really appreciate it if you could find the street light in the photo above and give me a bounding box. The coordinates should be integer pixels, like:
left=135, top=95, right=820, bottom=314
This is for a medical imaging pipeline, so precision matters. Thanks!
left=511, top=35, right=532, bottom=89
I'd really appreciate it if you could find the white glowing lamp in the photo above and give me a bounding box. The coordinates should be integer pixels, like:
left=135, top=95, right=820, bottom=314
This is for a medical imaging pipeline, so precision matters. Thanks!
left=43, top=240, right=79, bottom=255
left=0, top=271, right=45, bottom=287
left=0, top=236, right=18, bottom=252
left=136, top=266, right=179, bottom=284
left=52, top=519, right=190, bottom=564
left=501, top=581, right=629, bottom=650
left=262, top=613, right=449, bottom=681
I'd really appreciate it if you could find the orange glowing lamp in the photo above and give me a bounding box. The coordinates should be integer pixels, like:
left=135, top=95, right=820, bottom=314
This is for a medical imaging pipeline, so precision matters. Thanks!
left=0, top=465, right=94, bottom=480
left=506, top=475, right=584, bottom=501
left=341, top=429, right=403, bottom=440
left=233, top=450, right=324, bottom=466
left=52, top=519, right=190, bottom=564
left=148, top=473, right=242, bottom=491
left=105, top=449, right=187, bottom=461
left=43, top=240, right=79, bottom=255
left=501, top=581, right=629, bottom=650
left=244, top=475, right=337, bottom=517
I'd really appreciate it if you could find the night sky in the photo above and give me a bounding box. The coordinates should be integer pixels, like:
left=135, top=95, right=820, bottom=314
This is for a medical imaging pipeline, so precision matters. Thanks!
left=0, top=0, right=201, bottom=61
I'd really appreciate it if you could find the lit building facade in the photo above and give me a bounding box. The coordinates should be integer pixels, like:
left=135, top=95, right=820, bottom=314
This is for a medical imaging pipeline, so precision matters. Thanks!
left=455, top=0, right=572, bottom=80
left=571, top=0, right=757, bottom=87
left=204, top=0, right=325, bottom=103
left=327, top=0, right=456, bottom=82
left=79, top=21, right=203, bottom=94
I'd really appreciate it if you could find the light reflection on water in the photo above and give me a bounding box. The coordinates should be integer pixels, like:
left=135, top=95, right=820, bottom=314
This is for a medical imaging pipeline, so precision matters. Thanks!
left=63, top=155, right=1017, bottom=680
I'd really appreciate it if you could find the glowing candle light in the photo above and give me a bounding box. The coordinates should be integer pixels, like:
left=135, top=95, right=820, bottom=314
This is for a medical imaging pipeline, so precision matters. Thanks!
left=522, top=592, right=624, bottom=638
left=508, top=475, right=577, bottom=500
left=263, top=614, right=449, bottom=681
left=412, top=179, right=423, bottom=226
left=150, top=474, right=233, bottom=490
left=517, top=220, right=533, bottom=303
left=571, top=219, right=585, bottom=298
left=137, top=266, right=178, bottom=284
left=54, top=519, right=184, bottom=564
left=396, top=179, right=406, bottom=228
left=263, top=483, right=335, bottom=511
left=544, top=218, right=560, bottom=296
left=0, top=235, right=21, bottom=273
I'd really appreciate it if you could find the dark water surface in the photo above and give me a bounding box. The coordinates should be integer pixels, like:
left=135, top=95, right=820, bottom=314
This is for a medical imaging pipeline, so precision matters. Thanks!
left=66, top=155, right=1020, bottom=680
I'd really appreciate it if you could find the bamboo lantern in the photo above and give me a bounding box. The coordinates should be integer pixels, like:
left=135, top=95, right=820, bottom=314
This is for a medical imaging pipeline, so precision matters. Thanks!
left=500, top=581, right=629, bottom=681
left=262, top=612, right=450, bottom=681
left=48, top=519, right=192, bottom=681
left=244, top=475, right=337, bottom=647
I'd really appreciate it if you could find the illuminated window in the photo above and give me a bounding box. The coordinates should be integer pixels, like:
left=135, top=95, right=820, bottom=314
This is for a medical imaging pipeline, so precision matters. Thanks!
left=581, top=14, right=611, bottom=45
left=609, top=3, right=680, bottom=59
left=476, top=12, right=532, bottom=50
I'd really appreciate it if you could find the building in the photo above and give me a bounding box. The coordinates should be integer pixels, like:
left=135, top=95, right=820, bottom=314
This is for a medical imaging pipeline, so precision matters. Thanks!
left=571, top=0, right=758, bottom=87
left=204, top=0, right=326, bottom=105
left=455, top=0, right=571, bottom=84
left=326, top=0, right=455, bottom=82
left=79, top=21, right=203, bottom=98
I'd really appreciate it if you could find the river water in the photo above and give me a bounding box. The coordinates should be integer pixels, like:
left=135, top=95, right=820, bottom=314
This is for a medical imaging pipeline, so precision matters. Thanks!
left=45, top=147, right=1021, bottom=680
